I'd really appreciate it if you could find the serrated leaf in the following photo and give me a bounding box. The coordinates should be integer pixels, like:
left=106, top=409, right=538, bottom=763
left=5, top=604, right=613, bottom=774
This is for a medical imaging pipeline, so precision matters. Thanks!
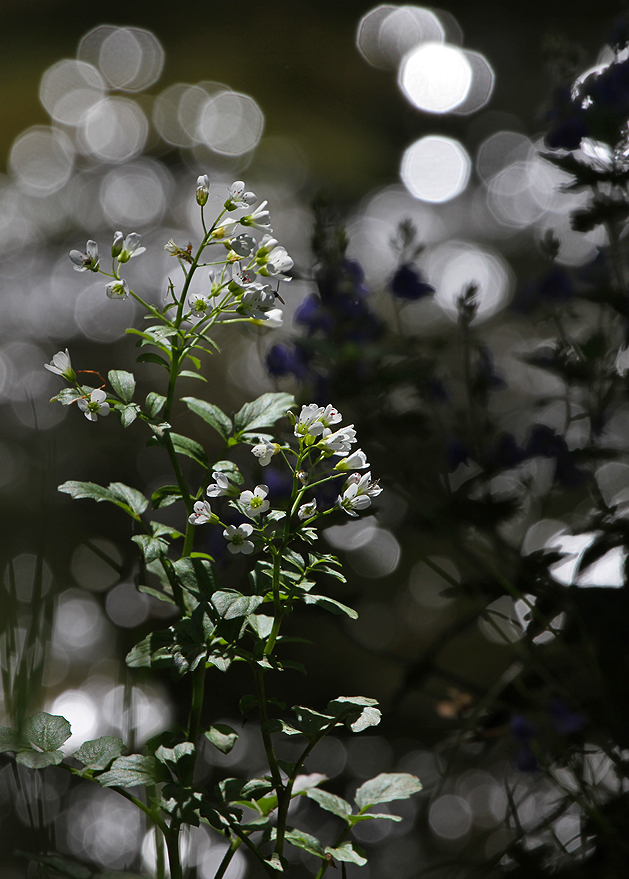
left=234, top=392, right=295, bottom=433
left=108, top=482, right=149, bottom=517
left=73, top=736, right=125, bottom=771
left=354, top=773, right=422, bottom=810
left=212, top=591, right=264, bottom=619
left=24, top=713, right=72, bottom=751
left=285, top=829, right=325, bottom=858
left=204, top=724, right=239, bottom=754
left=325, top=843, right=367, bottom=866
left=98, top=754, right=169, bottom=788
left=306, top=788, right=353, bottom=821
left=301, top=594, right=358, bottom=618
left=170, top=433, right=208, bottom=468
left=182, top=397, right=232, bottom=441
left=58, top=480, right=116, bottom=504
left=146, top=392, right=166, bottom=418
left=108, top=370, right=136, bottom=403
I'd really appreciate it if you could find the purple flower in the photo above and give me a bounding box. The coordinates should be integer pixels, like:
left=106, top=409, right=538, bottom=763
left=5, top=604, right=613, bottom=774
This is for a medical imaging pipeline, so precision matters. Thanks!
left=391, top=264, right=435, bottom=300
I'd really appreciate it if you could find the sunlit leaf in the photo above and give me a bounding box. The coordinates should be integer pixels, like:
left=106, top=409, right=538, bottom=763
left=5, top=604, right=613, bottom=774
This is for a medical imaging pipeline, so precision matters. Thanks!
left=354, top=773, right=422, bottom=809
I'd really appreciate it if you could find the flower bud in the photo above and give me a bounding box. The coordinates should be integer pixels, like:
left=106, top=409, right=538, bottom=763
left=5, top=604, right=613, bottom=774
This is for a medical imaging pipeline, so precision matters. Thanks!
left=196, top=174, right=210, bottom=206
left=111, top=231, right=124, bottom=259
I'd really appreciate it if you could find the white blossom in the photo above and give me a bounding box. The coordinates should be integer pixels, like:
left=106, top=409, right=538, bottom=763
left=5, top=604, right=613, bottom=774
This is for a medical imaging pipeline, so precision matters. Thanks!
left=225, top=181, right=257, bottom=211
left=188, top=500, right=215, bottom=525
left=230, top=234, right=256, bottom=257
left=252, top=441, right=279, bottom=466
left=320, top=424, right=357, bottom=454
left=206, top=471, right=239, bottom=497
left=298, top=500, right=317, bottom=521
left=77, top=389, right=110, bottom=422
left=224, top=523, right=255, bottom=554
left=294, top=404, right=326, bottom=438
left=251, top=307, right=283, bottom=328
left=69, top=240, right=99, bottom=272
left=260, top=246, right=294, bottom=281
left=45, top=349, right=75, bottom=380
left=112, top=231, right=124, bottom=258
left=106, top=279, right=130, bottom=300
left=117, top=232, right=146, bottom=263
left=240, top=484, right=270, bottom=517
left=240, top=200, right=272, bottom=231
left=188, top=292, right=211, bottom=319
left=334, top=448, right=369, bottom=471
left=337, top=471, right=382, bottom=517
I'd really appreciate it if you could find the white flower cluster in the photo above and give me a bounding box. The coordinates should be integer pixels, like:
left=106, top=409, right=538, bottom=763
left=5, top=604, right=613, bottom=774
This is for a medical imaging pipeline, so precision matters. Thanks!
left=294, top=403, right=368, bottom=464
left=69, top=231, right=146, bottom=301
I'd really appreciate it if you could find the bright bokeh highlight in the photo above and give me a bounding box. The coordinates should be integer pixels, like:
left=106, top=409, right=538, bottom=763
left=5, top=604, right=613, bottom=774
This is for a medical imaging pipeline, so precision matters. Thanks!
left=399, top=43, right=472, bottom=113
left=401, top=136, right=471, bottom=202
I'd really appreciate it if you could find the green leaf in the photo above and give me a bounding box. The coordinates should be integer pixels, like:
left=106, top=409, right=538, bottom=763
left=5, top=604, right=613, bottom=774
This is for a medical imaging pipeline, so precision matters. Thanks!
left=108, top=482, right=149, bottom=517
left=325, top=843, right=367, bottom=866
left=138, top=584, right=176, bottom=605
left=212, top=460, right=244, bottom=483
left=108, top=370, right=136, bottom=403
left=151, top=484, right=183, bottom=509
left=98, top=754, right=169, bottom=788
left=16, top=750, right=64, bottom=768
left=239, top=695, right=257, bottom=716
left=306, top=788, right=353, bottom=822
left=234, top=392, right=295, bottom=433
left=146, top=392, right=166, bottom=417
left=170, top=433, right=208, bottom=468
left=24, top=713, right=71, bottom=751
left=136, top=352, right=170, bottom=369
left=58, top=480, right=116, bottom=504
left=132, top=535, right=169, bottom=564
left=265, top=854, right=286, bottom=872
left=284, top=828, right=325, bottom=858
left=14, top=853, right=92, bottom=879
left=204, top=724, right=239, bottom=754
left=115, top=402, right=140, bottom=428
left=51, top=387, right=84, bottom=406
left=301, top=594, right=358, bottom=618
left=155, top=742, right=196, bottom=780
left=349, top=706, right=382, bottom=732
left=354, top=773, right=422, bottom=810
left=212, top=591, right=264, bottom=619
left=73, top=736, right=125, bottom=771
left=350, top=812, right=402, bottom=823
left=182, top=397, right=232, bottom=441
left=179, top=370, right=207, bottom=382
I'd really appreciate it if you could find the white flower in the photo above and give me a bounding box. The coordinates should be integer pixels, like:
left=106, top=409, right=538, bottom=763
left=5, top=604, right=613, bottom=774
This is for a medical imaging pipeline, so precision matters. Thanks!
left=616, top=345, right=629, bottom=376
left=337, top=471, right=382, bottom=517
left=224, top=523, right=255, bottom=554
left=69, top=240, right=99, bottom=272
left=77, top=389, right=110, bottom=422
left=45, top=349, right=75, bottom=381
left=251, top=307, right=283, bottom=328
left=260, top=246, right=294, bottom=281
left=240, top=484, right=270, bottom=517
left=188, top=500, right=215, bottom=525
left=196, top=174, right=210, bottom=206
left=206, top=471, right=239, bottom=497
left=320, top=424, right=357, bottom=454
left=230, top=234, right=256, bottom=257
left=106, top=279, right=130, bottom=300
left=188, top=292, right=210, bottom=319
left=298, top=500, right=317, bottom=521
left=117, top=232, right=146, bottom=263
left=225, top=181, right=257, bottom=211
left=164, top=238, right=179, bottom=255
left=295, top=404, right=344, bottom=439
left=240, top=201, right=272, bottom=231
left=252, top=441, right=279, bottom=466
left=334, top=448, right=369, bottom=471
left=256, top=234, right=279, bottom=255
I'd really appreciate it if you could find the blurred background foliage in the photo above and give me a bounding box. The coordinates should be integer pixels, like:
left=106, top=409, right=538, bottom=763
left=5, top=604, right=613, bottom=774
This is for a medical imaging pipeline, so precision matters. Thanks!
left=3, top=0, right=629, bottom=877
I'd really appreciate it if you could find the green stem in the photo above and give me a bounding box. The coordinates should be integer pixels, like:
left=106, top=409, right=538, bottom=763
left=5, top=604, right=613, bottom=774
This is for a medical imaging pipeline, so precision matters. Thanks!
left=187, top=661, right=206, bottom=749
left=165, top=824, right=183, bottom=879
left=253, top=665, right=283, bottom=792
left=214, top=838, right=240, bottom=879
left=314, top=824, right=351, bottom=879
